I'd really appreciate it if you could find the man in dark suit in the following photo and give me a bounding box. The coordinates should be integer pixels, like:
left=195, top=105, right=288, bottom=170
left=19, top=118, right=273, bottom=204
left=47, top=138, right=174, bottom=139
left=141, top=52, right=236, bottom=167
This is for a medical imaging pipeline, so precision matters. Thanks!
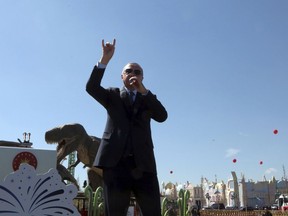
left=86, top=39, right=168, bottom=216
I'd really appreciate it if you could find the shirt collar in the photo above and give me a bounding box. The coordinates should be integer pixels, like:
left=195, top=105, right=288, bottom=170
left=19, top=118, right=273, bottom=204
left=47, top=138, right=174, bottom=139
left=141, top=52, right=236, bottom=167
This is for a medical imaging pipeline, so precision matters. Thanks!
left=124, top=87, right=137, bottom=95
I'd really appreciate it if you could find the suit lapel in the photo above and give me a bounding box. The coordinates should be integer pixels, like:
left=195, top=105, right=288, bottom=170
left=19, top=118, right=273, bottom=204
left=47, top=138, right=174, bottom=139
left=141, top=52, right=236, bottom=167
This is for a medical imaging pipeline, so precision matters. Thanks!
left=120, top=87, right=130, bottom=106
left=133, top=92, right=142, bottom=110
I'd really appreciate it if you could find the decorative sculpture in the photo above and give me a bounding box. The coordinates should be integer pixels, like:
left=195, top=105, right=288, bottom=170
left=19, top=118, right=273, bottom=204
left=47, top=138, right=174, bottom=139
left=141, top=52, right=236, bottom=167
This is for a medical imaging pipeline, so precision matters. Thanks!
left=45, top=123, right=103, bottom=191
left=0, top=163, right=79, bottom=215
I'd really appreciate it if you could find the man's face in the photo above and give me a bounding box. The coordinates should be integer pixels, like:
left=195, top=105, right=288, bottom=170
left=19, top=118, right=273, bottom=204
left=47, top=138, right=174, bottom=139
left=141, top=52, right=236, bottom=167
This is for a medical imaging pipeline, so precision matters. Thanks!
left=121, top=63, right=143, bottom=90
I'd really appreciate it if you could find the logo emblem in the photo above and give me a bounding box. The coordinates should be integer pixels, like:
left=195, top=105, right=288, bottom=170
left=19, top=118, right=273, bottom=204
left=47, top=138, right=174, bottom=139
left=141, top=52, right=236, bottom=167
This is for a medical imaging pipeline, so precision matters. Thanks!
left=12, top=151, right=38, bottom=171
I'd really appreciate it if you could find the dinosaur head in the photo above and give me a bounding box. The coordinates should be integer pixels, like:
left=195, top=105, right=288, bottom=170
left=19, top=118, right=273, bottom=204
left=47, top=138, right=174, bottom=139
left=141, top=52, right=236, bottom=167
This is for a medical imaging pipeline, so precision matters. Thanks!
left=45, top=123, right=88, bottom=141
left=45, top=123, right=88, bottom=163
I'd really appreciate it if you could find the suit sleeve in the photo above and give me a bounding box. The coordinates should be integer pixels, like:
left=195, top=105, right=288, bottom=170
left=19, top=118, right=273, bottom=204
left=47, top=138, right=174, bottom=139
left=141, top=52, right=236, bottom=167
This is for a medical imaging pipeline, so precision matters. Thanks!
left=86, top=65, right=109, bottom=107
left=142, top=91, right=168, bottom=123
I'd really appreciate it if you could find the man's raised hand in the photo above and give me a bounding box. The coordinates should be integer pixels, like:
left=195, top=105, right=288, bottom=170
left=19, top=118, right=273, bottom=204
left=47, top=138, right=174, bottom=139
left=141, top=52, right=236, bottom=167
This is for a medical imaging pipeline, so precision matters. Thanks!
left=100, top=39, right=116, bottom=65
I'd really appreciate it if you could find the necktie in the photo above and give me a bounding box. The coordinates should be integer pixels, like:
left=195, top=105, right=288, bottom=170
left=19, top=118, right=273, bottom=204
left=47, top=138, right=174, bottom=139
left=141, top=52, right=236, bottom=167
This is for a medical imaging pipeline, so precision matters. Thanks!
left=129, top=91, right=135, bottom=104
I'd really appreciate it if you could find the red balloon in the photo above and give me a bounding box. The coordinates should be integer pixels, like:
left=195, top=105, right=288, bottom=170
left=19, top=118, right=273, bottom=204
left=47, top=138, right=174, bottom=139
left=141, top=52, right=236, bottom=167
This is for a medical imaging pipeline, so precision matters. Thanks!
left=273, top=129, right=278, bottom=134
left=260, top=161, right=263, bottom=165
left=233, top=159, right=237, bottom=163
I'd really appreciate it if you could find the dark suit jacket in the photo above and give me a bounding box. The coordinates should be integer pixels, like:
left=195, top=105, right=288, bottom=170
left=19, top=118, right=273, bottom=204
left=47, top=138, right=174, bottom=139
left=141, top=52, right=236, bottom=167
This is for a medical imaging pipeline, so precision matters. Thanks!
left=86, top=65, right=167, bottom=174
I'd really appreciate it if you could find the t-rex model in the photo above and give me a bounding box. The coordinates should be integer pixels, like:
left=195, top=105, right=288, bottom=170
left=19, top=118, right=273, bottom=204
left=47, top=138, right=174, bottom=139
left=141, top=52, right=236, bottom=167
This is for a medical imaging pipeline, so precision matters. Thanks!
left=45, top=123, right=103, bottom=191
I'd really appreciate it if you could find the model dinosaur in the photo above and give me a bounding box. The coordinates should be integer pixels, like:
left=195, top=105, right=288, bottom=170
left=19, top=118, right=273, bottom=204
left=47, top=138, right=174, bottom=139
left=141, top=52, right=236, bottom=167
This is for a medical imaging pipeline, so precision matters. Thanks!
left=45, top=123, right=103, bottom=191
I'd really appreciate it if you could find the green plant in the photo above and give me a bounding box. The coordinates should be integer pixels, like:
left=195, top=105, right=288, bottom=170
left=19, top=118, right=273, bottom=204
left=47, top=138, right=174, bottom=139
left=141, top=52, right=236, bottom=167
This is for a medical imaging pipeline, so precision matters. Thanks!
left=177, top=189, right=190, bottom=216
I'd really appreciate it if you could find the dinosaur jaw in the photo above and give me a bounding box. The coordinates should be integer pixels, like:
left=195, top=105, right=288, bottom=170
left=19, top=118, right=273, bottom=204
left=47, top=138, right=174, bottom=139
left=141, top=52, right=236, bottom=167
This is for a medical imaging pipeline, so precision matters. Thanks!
left=45, top=123, right=87, bottom=144
left=45, top=130, right=78, bottom=163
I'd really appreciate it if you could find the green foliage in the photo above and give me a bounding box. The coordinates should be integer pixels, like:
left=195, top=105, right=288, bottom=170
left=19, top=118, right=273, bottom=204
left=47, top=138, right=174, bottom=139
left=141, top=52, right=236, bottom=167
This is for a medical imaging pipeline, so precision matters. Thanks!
left=178, top=189, right=190, bottom=216
left=161, top=197, right=170, bottom=216
left=84, top=185, right=104, bottom=216
left=93, top=186, right=104, bottom=216
left=84, top=185, right=94, bottom=216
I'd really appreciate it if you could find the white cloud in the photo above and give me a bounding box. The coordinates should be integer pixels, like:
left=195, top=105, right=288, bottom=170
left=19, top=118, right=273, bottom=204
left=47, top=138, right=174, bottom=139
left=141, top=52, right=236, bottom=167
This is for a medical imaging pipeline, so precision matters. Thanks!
left=225, top=148, right=240, bottom=158
left=265, top=168, right=277, bottom=174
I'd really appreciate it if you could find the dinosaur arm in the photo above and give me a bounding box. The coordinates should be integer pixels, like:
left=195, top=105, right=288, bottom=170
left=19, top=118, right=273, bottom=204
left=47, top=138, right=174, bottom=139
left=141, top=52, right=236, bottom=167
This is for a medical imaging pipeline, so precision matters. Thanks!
left=68, top=157, right=81, bottom=169
left=57, top=164, right=79, bottom=190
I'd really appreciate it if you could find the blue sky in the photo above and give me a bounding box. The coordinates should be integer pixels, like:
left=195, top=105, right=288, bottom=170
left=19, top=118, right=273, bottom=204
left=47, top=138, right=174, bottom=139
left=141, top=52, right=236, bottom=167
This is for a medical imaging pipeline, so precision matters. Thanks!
left=1, top=0, right=288, bottom=188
